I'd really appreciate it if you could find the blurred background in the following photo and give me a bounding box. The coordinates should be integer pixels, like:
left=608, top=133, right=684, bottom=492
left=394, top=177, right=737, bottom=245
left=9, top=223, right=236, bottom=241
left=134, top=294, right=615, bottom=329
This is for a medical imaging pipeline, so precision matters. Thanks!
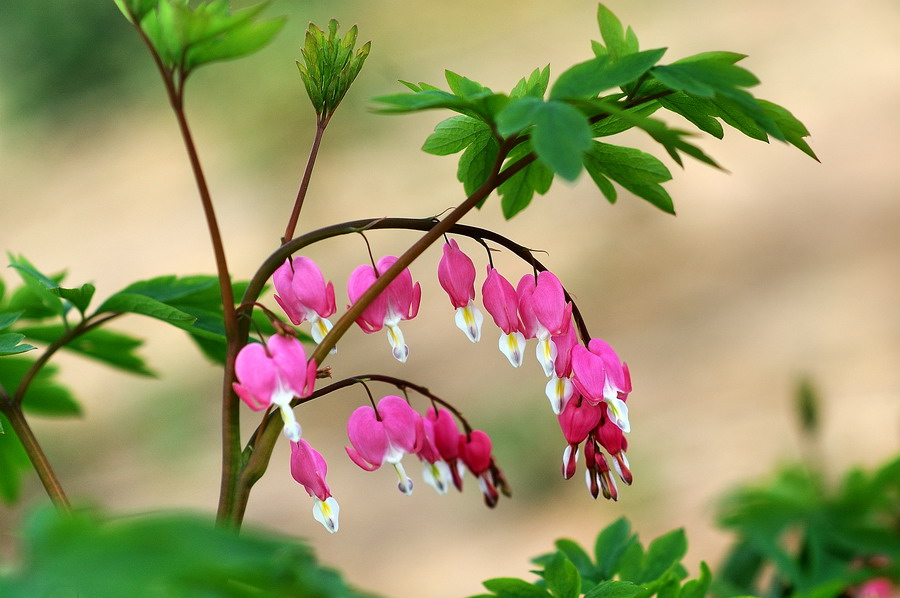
left=1, top=0, right=898, bottom=596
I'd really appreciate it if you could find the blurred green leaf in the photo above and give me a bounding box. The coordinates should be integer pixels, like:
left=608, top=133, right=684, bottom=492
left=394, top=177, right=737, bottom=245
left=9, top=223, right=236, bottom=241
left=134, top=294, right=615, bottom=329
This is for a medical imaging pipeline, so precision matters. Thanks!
left=482, top=577, right=553, bottom=597
left=0, top=357, right=80, bottom=418
left=583, top=580, right=645, bottom=598
left=544, top=553, right=581, bottom=598
left=0, top=333, right=37, bottom=357
left=497, top=97, right=544, bottom=137
left=0, top=506, right=375, bottom=597
left=640, top=529, right=687, bottom=583
left=553, top=539, right=596, bottom=580
left=530, top=101, right=592, bottom=180
left=583, top=142, right=674, bottom=213
left=510, top=66, right=551, bottom=100
left=591, top=101, right=661, bottom=137
left=595, top=518, right=635, bottom=579
left=0, top=312, right=23, bottom=331
left=15, top=325, right=153, bottom=377
left=52, top=283, right=96, bottom=316
left=7, top=255, right=65, bottom=318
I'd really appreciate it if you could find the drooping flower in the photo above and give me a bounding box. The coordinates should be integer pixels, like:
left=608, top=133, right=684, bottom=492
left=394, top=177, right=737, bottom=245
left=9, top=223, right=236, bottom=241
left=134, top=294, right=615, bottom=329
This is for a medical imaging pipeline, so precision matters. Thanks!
left=426, top=406, right=464, bottom=491
left=437, top=239, right=484, bottom=343
left=290, top=439, right=340, bottom=533
left=458, top=429, right=502, bottom=507
left=232, top=334, right=317, bottom=442
left=345, top=395, right=423, bottom=494
left=596, top=411, right=633, bottom=486
left=481, top=266, right=526, bottom=367
left=558, top=396, right=604, bottom=480
left=416, top=413, right=453, bottom=494
left=273, top=257, right=337, bottom=347
left=347, top=256, right=422, bottom=362
left=584, top=436, right=618, bottom=501
left=571, top=338, right=632, bottom=433
left=545, top=323, right=578, bottom=414
left=517, top=271, right=573, bottom=378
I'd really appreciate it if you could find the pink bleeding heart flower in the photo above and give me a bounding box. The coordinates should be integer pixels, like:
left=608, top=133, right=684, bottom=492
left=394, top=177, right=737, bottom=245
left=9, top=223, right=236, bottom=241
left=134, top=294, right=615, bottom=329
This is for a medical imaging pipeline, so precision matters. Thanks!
left=545, top=323, right=578, bottom=414
left=416, top=413, right=454, bottom=494
left=596, top=413, right=632, bottom=486
left=273, top=257, right=337, bottom=349
left=482, top=266, right=526, bottom=368
left=426, top=406, right=465, bottom=491
left=517, top=271, right=573, bottom=378
left=348, top=256, right=421, bottom=363
left=571, top=338, right=631, bottom=433
left=558, top=396, right=604, bottom=480
left=345, top=395, right=423, bottom=494
left=584, top=435, right=618, bottom=501
left=290, top=439, right=340, bottom=533
left=437, top=239, right=483, bottom=343
left=232, top=334, right=317, bottom=442
left=458, top=429, right=501, bottom=507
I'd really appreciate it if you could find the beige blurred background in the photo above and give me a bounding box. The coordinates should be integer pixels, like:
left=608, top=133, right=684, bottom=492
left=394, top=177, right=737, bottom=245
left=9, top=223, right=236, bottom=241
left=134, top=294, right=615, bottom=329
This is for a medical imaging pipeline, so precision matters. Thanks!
left=1, top=0, right=899, bottom=596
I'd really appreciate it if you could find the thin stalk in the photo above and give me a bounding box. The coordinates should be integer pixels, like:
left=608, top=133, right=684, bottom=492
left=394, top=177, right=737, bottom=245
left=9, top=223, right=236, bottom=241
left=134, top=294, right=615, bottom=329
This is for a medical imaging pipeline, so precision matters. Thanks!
left=282, top=118, right=329, bottom=243
left=0, top=388, right=70, bottom=511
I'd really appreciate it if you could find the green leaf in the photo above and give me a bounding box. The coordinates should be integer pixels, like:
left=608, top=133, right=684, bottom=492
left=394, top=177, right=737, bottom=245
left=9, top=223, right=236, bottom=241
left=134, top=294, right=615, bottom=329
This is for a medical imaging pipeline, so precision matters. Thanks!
left=52, top=283, right=96, bottom=316
left=0, top=312, right=23, bottom=331
left=616, top=541, right=645, bottom=583
left=0, top=506, right=376, bottom=597
left=297, top=19, right=370, bottom=118
left=640, top=529, right=687, bottom=583
left=446, top=70, right=491, bottom=98
left=16, top=325, right=154, bottom=377
left=597, top=4, right=627, bottom=61
left=584, top=580, right=645, bottom=598
left=510, top=66, right=551, bottom=100
left=0, top=333, right=37, bottom=356
left=678, top=562, right=711, bottom=598
left=757, top=99, right=818, bottom=160
left=422, top=116, right=492, bottom=155
left=457, top=132, right=500, bottom=195
left=482, top=577, right=553, bottom=597
left=595, top=518, right=635, bottom=579
left=98, top=293, right=196, bottom=326
left=651, top=60, right=759, bottom=98
left=7, top=255, right=64, bottom=317
left=712, top=95, right=769, bottom=141
left=497, top=142, right=553, bottom=219
left=658, top=93, right=724, bottom=139
left=583, top=141, right=674, bottom=213
left=553, top=539, right=596, bottom=579
left=591, top=101, right=661, bottom=137
left=371, top=89, right=475, bottom=114
left=0, top=357, right=81, bottom=418
left=0, top=412, right=30, bottom=504
left=186, top=16, right=285, bottom=70
left=544, top=553, right=582, bottom=598
left=550, top=49, right=666, bottom=101
left=531, top=101, right=592, bottom=180
left=497, top=97, right=544, bottom=137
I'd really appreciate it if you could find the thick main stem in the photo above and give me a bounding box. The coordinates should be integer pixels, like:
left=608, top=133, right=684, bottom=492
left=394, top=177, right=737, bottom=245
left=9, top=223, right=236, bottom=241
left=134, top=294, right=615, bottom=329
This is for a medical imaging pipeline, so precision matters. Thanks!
left=0, top=391, right=70, bottom=511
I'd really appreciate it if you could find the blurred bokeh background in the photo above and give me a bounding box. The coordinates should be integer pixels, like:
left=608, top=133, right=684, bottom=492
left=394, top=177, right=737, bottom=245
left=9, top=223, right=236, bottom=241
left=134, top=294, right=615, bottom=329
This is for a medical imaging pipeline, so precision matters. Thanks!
left=1, top=0, right=898, bottom=596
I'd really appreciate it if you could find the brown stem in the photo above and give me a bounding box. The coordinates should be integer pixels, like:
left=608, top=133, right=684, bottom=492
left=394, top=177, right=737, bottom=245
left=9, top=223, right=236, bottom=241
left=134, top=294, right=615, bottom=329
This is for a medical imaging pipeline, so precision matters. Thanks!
left=0, top=387, right=70, bottom=512
left=282, top=118, right=329, bottom=244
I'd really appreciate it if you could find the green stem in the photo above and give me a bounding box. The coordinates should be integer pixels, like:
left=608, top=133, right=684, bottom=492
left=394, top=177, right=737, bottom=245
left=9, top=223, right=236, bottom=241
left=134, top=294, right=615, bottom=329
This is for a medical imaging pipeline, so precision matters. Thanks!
left=0, top=387, right=70, bottom=511
left=282, top=118, right=329, bottom=244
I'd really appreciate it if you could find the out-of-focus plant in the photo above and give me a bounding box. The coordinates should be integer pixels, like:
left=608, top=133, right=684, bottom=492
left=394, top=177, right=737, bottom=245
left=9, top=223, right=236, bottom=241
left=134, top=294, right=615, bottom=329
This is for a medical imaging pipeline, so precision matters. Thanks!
left=0, top=1, right=821, bottom=594
left=713, top=381, right=899, bottom=598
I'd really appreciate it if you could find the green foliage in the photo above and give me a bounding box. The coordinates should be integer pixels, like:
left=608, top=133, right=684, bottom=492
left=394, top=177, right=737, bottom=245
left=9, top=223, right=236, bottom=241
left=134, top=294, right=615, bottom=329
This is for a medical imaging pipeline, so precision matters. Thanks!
left=296, top=19, right=371, bottom=121
left=372, top=3, right=816, bottom=220
left=473, top=518, right=710, bottom=598
left=715, top=456, right=900, bottom=597
left=15, top=325, right=154, bottom=377
left=0, top=358, right=81, bottom=418
left=0, top=506, right=375, bottom=597
left=115, top=0, right=285, bottom=76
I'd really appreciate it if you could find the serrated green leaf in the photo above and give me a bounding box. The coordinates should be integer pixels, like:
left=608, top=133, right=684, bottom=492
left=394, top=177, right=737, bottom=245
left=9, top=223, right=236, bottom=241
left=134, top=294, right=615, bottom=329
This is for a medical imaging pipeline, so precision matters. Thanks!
left=550, top=49, right=666, bottom=101
left=584, top=580, right=645, bottom=598
left=591, top=101, right=661, bottom=137
left=544, top=553, right=582, bottom=598
left=482, top=577, right=553, bottom=597
left=446, top=70, right=491, bottom=98
left=652, top=60, right=759, bottom=97
left=457, top=133, right=499, bottom=195
left=712, top=95, right=769, bottom=141
left=422, top=116, right=491, bottom=156
left=0, top=333, right=37, bottom=356
left=531, top=101, right=592, bottom=180
left=583, top=141, right=674, bottom=213
left=658, top=93, right=724, bottom=139
left=16, top=325, right=154, bottom=377
left=511, top=66, right=551, bottom=100
left=595, top=518, right=635, bottom=579
left=640, top=529, right=687, bottom=583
